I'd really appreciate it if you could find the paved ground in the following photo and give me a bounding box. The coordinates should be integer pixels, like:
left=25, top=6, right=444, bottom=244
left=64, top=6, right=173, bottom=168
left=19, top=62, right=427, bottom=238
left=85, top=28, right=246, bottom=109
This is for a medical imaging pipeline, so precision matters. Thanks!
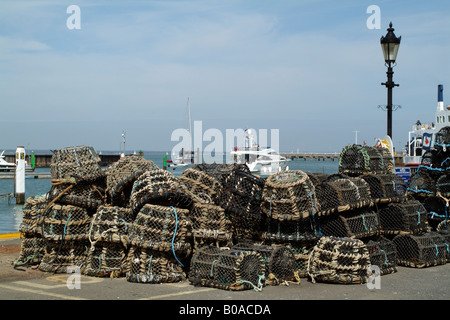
left=0, top=236, right=448, bottom=316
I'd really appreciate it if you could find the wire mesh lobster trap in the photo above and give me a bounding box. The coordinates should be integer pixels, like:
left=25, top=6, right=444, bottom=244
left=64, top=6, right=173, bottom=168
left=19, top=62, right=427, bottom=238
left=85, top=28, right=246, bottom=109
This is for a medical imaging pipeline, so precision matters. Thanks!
left=280, top=241, right=316, bottom=278
left=126, top=246, right=185, bottom=283
left=19, top=196, right=48, bottom=235
left=263, top=216, right=321, bottom=242
left=423, top=196, right=449, bottom=231
left=315, top=174, right=373, bottom=216
left=434, top=126, right=450, bottom=151
left=48, top=179, right=107, bottom=211
left=437, top=230, right=450, bottom=261
left=50, top=146, right=104, bottom=181
left=418, top=149, right=446, bottom=180
left=179, top=168, right=223, bottom=204
left=365, top=237, right=397, bottom=275
left=307, top=236, right=371, bottom=284
left=361, top=174, right=407, bottom=203
left=128, top=204, right=192, bottom=255
left=189, top=202, right=233, bottom=248
left=217, top=167, right=265, bottom=240
left=88, top=206, right=134, bottom=246
left=105, top=155, right=159, bottom=207
left=14, top=234, right=47, bottom=268
left=407, top=171, right=436, bottom=198
left=38, top=239, right=90, bottom=273
left=338, top=145, right=394, bottom=176
left=436, top=174, right=450, bottom=197
left=188, top=246, right=265, bottom=291
left=191, top=163, right=251, bottom=183
left=129, top=169, right=193, bottom=215
left=319, top=209, right=380, bottom=239
left=41, top=204, right=92, bottom=241
left=261, top=170, right=318, bottom=221
left=231, top=242, right=299, bottom=285
left=378, top=200, right=429, bottom=235
left=393, top=232, right=447, bottom=268
left=84, top=241, right=128, bottom=277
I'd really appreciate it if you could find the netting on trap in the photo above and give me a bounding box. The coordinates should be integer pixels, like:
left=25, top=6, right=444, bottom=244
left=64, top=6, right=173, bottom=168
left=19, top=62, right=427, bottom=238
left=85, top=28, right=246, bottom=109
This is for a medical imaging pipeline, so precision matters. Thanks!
left=88, top=206, right=134, bottom=246
left=361, top=174, right=407, bottom=203
left=84, top=241, right=128, bottom=277
left=393, top=232, right=447, bottom=268
left=307, top=236, right=370, bottom=284
left=126, top=246, right=185, bottom=283
left=188, top=246, right=265, bottom=291
left=315, top=174, right=373, bottom=216
left=129, top=169, right=193, bottom=215
left=261, top=170, right=318, bottom=221
left=14, top=234, right=46, bottom=268
left=128, top=204, right=191, bottom=255
left=318, top=209, right=380, bottom=239
left=407, top=171, right=436, bottom=197
left=366, top=237, right=397, bottom=275
left=191, top=163, right=250, bottom=183
left=338, top=144, right=394, bottom=176
left=50, top=145, right=104, bottom=181
left=19, top=196, right=48, bottom=235
left=423, top=196, right=449, bottom=231
left=306, top=172, right=330, bottom=187
left=231, top=242, right=298, bottom=285
left=189, top=202, right=233, bottom=244
left=436, top=174, right=450, bottom=197
left=48, top=179, right=106, bottom=210
left=179, top=168, right=223, bottom=204
left=41, top=204, right=92, bottom=241
left=263, top=216, right=321, bottom=242
left=106, top=155, right=158, bottom=207
left=434, top=126, right=450, bottom=150
left=437, top=230, right=450, bottom=261
left=418, top=149, right=446, bottom=180
left=378, top=200, right=429, bottom=235
left=217, top=168, right=265, bottom=240
left=280, top=241, right=316, bottom=278
left=38, top=239, right=90, bottom=273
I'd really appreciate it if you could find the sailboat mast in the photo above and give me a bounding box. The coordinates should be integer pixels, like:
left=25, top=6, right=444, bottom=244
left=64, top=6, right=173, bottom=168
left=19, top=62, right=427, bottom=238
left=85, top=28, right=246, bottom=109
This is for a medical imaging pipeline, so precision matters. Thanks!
left=187, top=97, right=192, bottom=134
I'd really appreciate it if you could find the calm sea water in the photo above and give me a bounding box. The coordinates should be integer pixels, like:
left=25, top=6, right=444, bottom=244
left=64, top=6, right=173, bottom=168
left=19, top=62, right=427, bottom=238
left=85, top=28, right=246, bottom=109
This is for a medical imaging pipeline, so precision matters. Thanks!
left=0, top=151, right=339, bottom=234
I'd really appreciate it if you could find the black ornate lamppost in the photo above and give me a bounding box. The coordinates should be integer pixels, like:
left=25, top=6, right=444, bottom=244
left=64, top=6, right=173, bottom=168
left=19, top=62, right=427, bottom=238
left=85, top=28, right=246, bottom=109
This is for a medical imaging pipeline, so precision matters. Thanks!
left=380, top=22, right=401, bottom=140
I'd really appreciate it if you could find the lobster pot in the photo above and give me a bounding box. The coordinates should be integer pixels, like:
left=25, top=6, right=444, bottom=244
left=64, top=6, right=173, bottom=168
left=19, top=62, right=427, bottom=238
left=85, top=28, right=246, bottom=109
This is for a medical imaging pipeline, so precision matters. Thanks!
left=261, top=170, right=318, bottom=221
left=88, top=206, right=134, bottom=246
left=50, top=145, right=104, bottom=181
left=423, top=196, right=448, bottom=231
left=283, top=241, right=316, bottom=278
left=84, top=241, right=128, bottom=277
left=378, top=200, right=429, bottom=235
left=189, top=203, right=233, bottom=246
left=437, top=230, right=450, bottom=261
left=393, top=232, right=447, bottom=268
left=19, top=196, right=48, bottom=235
left=338, top=144, right=393, bottom=176
left=263, top=216, right=321, bottom=242
left=306, top=172, right=330, bottom=187
left=179, top=168, right=223, bottom=204
left=308, top=236, right=370, bottom=284
left=319, top=209, right=380, bottom=239
left=106, top=155, right=158, bottom=207
left=191, top=163, right=251, bottom=184
left=361, top=174, right=407, bottom=203
left=129, top=169, right=193, bottom=215
left=316, top=175, right=372, bottom=216
left=419, top=149, right=445, bottom=179
left=189, top=246, right=265, bottom=291
left=126, top=246, right=185, bottom=283
left=218, top=169, right=265, bottom=240
left=232, top=242, right=298, bottom=285
left=407, top=171, right=436, bottom=198
left=434, top=126, right=450, bottom=151
left=128, top=204, right=191, bottom=255
left=436, top=174, right=450, bottom=197
left=48, top=179, right=106, bottom=211
left=38, top=240, right=90, bottom=273
left=41, top=204, right=92, bottom=241
left=14, top=234, right=46, bottom=267
left=366, top=238, right=397, bottom=275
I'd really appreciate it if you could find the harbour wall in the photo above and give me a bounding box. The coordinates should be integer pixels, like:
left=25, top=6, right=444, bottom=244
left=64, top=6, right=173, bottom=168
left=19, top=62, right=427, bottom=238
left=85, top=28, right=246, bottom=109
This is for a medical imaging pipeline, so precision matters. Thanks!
left=3, top=154, right=121, bottom=168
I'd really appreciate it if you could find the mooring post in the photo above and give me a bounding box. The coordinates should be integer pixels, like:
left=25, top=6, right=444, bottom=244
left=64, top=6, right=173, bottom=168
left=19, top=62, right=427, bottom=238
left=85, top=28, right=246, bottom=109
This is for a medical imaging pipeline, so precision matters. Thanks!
left=15, top=146, right=25, bottom=204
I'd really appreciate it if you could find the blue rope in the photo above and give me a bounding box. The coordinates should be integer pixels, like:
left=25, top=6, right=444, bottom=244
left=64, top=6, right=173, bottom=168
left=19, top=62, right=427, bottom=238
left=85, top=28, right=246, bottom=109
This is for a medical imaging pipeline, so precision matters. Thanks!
left=170, top=206, right=184, bottom=267
left=64, top=214, right=72, bottom=235
left=434, top=244, right=439, bottom=257
left=380, top=249, right=388, bottom=266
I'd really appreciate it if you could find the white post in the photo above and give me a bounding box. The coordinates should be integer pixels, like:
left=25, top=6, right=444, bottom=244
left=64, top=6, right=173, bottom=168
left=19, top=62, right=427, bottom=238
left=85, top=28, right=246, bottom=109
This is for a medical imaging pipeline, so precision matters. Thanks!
left=15, top=146, right=26, bottom=204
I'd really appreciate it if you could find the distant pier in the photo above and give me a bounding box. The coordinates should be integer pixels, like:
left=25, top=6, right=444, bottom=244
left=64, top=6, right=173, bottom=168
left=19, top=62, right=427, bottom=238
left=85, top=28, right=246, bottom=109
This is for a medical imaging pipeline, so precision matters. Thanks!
left=2, top=154, right=121, bottom=168
left=281, top=153, right=340, bottom=161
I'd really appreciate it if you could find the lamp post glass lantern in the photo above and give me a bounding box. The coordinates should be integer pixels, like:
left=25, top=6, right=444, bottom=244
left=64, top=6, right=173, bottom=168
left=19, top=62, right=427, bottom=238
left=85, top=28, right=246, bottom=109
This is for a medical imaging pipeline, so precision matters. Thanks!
left=380, top=22, right=401, bottom=140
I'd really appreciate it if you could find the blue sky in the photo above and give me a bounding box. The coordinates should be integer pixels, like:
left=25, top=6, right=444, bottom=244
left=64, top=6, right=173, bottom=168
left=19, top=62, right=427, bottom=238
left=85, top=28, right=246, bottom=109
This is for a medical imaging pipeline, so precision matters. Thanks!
left=1, top=1, right=450, bottom=153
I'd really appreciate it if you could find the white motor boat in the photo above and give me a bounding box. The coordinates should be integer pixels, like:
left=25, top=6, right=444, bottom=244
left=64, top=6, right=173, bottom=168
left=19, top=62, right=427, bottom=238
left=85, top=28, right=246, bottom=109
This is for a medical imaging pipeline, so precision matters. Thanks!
left=0, top=151, right=16, bottom=172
